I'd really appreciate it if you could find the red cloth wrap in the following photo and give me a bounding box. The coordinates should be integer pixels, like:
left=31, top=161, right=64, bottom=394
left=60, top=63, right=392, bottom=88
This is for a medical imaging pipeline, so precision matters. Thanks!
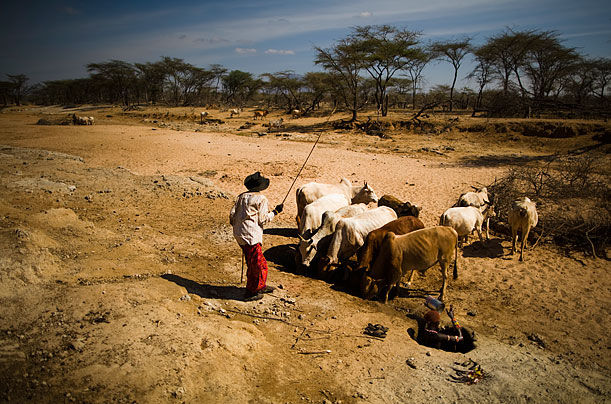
left=241, top=243, right=268, bottom=293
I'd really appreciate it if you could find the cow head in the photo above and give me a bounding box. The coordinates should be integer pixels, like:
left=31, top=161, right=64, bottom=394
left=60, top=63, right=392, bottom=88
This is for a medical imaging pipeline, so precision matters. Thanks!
left=399, top=202, right=421, bottom=218
left=353, top=182, right=378, bottom=205
left=297, top=235, right=318, bottom=268
left=360, top=274, right=379, bottom=299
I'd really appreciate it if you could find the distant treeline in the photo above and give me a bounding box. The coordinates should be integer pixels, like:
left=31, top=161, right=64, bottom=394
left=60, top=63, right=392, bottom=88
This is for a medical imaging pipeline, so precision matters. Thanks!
left=2, top=26, right=610, bottom=120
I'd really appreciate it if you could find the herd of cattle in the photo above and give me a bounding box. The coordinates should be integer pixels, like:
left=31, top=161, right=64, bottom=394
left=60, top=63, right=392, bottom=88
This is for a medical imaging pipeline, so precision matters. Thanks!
left=291, top=178, right=539, bottom=303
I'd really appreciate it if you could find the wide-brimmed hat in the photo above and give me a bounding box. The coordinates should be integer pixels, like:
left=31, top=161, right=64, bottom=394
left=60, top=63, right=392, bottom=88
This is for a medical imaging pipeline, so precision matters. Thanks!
left=244, top=171, right=270, bottom=192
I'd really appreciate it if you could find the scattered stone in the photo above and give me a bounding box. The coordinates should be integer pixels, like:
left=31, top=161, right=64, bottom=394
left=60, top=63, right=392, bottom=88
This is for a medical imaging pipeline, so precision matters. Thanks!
left=69, top=339, right=85, bottom=351
left=406, top=358, right=417, bottom=369
left=179, top=294, right=191, bottom=302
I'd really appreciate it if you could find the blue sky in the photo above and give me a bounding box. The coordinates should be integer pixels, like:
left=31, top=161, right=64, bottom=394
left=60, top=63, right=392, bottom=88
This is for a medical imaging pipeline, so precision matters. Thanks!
left=1, top=0, right=610, bottom=89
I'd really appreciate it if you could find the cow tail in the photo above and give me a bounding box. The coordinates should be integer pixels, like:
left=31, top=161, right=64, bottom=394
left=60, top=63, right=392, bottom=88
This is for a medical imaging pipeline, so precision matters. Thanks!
left=453, top=234, right=459, bottom=280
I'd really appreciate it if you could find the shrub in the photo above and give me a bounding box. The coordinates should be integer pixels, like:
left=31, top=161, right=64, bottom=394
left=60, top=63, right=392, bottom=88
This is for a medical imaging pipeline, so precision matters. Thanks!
left=490, top=154, right=610, bottom=257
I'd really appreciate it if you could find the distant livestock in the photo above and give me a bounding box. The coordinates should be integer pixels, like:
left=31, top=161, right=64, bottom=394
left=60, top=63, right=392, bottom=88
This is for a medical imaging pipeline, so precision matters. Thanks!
left=72, top=114, right=94, bottom=125
left=269, top=118, right=284, bottom=130
left=296, top=178, right=379, bottom=227
left=290, top=109, right=301, bottom=118
left=229, top=108, right=241, bottom=117
left=361, top=226, right=459, bottom=303
left=253, top=110, right=269, bottom=120
left=200, top=111, right=209, bottom=123
left=508, top=197, right=538, bottom=261
left=378, top=194, right=421, bottom=218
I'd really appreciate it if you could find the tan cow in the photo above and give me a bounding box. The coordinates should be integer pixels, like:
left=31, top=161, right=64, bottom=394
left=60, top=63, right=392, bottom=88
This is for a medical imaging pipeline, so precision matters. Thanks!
left=356, top=215, right=425, bottom=273
left=361, top=226, right=459, bottom=303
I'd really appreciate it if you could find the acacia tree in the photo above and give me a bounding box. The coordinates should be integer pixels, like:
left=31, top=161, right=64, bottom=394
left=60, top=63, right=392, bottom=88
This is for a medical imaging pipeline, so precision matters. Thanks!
left=352, top=25, right=422, bottom=116
left=468, top=45, right=495, bottom=114
left=519, top=31, right=579, bottom=101
left=482, top=29, right=538, bottom=95
left=6, top=74, right=29, bottom=106
left=564, top=57, right=596, bottom=105
left=314, top=38, right=367, bottom=121
left=157, top=57, right=215, bottom=106
left=222, top=70, right=261, bottom=106
left=430, top=38, right=472, bottom=111
left=591, top=57, right=611, bottom=101
left=402, top=48, right=432, bottom=109
left=134, top=61, right=165, bottom=104
left=87, top=60, right=137, bottom=105
left=261, top=71, right=303, bottom=112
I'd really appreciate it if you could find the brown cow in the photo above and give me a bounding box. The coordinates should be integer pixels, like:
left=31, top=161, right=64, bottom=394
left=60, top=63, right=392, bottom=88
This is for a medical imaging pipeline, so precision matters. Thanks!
left=361, top=226, right=458, bottom=303
left=356, top=216, right=425, bottom=273
left=377, top=194, right=421, bottom=218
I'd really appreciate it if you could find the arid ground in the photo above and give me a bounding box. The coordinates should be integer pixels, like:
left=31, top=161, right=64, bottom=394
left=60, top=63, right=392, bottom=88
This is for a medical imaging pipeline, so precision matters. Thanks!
left=0, top=105, right=609, bottom=403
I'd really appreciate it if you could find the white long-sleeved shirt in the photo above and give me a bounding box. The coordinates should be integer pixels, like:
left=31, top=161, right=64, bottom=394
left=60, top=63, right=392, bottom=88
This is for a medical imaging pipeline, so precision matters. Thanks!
left=229, top=192, right=276, bottom=246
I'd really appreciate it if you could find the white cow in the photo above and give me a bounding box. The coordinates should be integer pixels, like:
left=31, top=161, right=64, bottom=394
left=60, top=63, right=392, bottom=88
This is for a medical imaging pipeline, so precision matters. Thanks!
left=318, top=206, right=397, bottom=275
left=295, top=178, right=378, bottom=226
left=508, top=197, right=538, bottom=261
left=457, top=186, right=491, bottom=238
left=297, top=203, right=368, bottom=268
left=298, top=194, right=350, bottom=237
left=439, top=204, right=496, bottom=246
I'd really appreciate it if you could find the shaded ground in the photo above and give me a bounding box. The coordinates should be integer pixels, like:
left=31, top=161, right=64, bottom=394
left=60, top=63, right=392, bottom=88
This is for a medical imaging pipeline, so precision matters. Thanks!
left=0, top=105, right=609, bottom=403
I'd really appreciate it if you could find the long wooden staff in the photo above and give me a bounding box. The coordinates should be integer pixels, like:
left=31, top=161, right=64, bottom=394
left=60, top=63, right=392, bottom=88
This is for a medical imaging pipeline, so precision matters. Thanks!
left=241, top=251, right=245, bottom=283
left=280, top=106, right=337, bottom=205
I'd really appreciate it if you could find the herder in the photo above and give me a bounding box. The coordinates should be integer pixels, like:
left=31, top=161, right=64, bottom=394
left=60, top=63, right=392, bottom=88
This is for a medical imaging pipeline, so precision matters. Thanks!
left=230, top=172, right=284, bottom=301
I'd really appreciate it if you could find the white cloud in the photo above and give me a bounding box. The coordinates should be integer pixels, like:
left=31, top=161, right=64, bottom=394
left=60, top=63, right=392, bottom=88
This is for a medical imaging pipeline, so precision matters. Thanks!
left=264, top=49, right=295, bottom=55
left=359, top=11, right=372, bottom=17
left=235, top=47, right=257, bottom=54
left=194, top=36, right=230, bottom=45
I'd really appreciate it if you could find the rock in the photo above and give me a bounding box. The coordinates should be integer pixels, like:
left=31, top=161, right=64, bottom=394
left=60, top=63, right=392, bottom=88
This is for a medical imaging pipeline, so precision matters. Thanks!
left=69, top=339, right=85, bottom=351
left=179, top=294, right=191, bottom=302
left=172, top=387, right=185, bottom=399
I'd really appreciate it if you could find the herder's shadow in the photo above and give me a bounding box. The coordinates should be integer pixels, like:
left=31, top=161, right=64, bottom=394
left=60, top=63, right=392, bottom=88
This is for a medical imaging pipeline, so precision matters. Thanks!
left=161, top=274, right=244, bottom=301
